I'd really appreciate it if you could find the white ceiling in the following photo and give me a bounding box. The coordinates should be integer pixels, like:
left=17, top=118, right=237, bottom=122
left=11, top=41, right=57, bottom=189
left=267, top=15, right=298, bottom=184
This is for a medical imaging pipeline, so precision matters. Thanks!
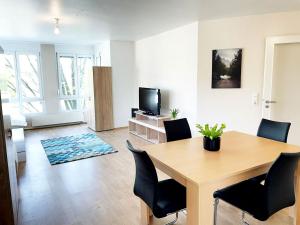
left=1, top=0, right=300, bottom=44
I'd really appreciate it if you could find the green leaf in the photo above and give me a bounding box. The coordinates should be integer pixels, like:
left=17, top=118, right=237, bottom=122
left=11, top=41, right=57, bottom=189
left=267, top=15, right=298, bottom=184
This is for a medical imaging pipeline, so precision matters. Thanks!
left=170, top=108, right=179, bottom=119
left=195, top=122, right=226, bottom=139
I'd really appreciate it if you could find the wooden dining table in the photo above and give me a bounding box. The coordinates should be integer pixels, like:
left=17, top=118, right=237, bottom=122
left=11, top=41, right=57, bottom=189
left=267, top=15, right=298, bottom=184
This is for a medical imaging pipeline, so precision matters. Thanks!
left=141, top=131, right=300, bottom=225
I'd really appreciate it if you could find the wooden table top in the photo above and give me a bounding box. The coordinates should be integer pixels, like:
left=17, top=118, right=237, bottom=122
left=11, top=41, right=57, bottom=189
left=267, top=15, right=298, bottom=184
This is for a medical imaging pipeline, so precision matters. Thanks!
left=143, top=131, right=300, bottom=185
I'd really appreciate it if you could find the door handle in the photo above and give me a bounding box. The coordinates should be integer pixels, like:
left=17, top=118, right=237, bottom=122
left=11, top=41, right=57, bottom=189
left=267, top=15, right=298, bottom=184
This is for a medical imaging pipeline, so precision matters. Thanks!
left=265, top=100, right=277, bottom=104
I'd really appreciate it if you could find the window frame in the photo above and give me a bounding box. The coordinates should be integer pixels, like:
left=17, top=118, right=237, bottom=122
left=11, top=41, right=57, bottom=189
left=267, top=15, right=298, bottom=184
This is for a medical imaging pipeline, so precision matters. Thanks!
left=0, top=51, right=45, bottom=114
left=16, top=51, right=45, bottom=114
left=57, top=53, right=77, bottom=99
left=0, top=51, right=20, bottom=103
left=16, top=51, right=44, bottom=102
left=57, top=53, right=94, bottom=112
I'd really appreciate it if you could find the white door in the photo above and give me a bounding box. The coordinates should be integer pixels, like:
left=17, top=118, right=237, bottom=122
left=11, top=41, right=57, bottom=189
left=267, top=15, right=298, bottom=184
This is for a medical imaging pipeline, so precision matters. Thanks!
left=263, top=41, right=300, bottom=145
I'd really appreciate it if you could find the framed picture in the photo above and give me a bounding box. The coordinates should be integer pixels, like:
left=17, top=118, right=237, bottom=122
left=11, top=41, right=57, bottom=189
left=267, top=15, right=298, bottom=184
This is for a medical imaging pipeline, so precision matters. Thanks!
left=212, top=48, right=242, bottom=88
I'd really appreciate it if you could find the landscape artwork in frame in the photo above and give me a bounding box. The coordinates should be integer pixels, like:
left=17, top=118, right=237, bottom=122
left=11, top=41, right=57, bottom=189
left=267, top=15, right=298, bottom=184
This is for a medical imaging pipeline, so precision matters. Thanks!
left=212, top=48, right=242, bottom=88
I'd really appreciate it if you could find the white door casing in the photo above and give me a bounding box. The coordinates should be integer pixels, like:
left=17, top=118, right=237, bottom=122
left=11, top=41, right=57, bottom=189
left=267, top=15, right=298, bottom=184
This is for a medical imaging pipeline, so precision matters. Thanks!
left=262, top=35, right=300, bottom=118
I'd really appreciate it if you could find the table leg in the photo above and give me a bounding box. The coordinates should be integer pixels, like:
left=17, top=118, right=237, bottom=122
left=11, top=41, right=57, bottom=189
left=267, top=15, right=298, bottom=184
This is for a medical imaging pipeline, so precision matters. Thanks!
left=294, top=162, right=300, bottom=225
left=140, top=200, right=152, bottom=225
left=187, top=181, right=214, bottom=225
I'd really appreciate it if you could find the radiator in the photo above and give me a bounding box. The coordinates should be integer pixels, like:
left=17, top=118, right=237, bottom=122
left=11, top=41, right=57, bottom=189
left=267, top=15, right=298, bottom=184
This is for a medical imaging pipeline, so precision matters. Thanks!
left=31, top=112, right=84, bottom=127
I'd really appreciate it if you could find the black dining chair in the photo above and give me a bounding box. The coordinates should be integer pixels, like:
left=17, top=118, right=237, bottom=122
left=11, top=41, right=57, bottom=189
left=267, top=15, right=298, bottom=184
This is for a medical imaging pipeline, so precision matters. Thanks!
left=164, top=118, right=192, bottom=142
left=251, top=118, right=292, bottom=184
left=253, top=118, right=291, bottom=181
left=213, top=152, right=300, bottom=225
left=126, top=140, right=186, bottom=225
left=257, top=118, right=291, bottom=143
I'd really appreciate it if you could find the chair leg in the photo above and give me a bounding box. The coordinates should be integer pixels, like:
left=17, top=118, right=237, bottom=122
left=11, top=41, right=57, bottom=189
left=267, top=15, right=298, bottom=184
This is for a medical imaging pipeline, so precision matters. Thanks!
left=242, top=211, right=250, bottom=225
left=165, top=212, right=178, bottom=225
left=214, top=198, right=219, bottom=225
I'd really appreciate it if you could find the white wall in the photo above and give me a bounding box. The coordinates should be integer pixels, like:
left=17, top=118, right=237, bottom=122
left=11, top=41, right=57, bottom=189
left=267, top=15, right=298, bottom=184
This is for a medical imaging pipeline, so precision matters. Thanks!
left=0, top=41, right=40, bottom=52
left=40, top=44, right=60, bottom=114
left=55, top=44, right=94, bottom=55
left=197, top=11, right=300, bottom=134
left=110, top=41, right=135, bottom=128
left=94, top=41, right=111, bottom=66
left=135, top=22, right=198, bottom=130
left=5, top=11, right=300, bottom=131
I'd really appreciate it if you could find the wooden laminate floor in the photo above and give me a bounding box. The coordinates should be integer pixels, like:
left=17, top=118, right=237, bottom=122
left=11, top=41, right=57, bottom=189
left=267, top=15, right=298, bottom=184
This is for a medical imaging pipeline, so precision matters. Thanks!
left=18, top=125, right=293, bottom=225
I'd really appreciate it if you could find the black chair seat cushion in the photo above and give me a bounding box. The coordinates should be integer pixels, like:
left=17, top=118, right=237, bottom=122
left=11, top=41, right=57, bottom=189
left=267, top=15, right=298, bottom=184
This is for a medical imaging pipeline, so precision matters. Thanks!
left=153, top=179, right=186, bottom=218
left=214, top=179, right=269, bottom=221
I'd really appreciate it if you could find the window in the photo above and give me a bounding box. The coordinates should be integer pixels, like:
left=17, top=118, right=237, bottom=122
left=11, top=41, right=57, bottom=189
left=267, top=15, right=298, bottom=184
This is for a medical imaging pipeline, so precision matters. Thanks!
left=0, top=54, right=17, bottom=99
left=18, top=54, right=41, bottom=98
left=58, top=54, right=93, bottom=111
left=0, top=53, right=43, bottom=114
left=18, top=54, right=43, bottom=113
left=59, top=56, right=76, bottom=97
left=22, top=101, right=43, bottom=113
left=77, top=56, right=93, bottom=97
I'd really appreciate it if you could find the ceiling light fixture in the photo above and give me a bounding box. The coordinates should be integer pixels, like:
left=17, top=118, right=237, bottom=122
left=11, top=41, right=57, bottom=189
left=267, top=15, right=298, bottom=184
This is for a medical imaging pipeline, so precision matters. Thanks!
left=54, top=18, right=60, bottom=35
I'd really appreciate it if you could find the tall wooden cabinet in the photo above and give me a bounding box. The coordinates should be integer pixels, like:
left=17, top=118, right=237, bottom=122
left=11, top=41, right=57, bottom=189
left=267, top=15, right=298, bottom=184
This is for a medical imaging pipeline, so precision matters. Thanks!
left=85, top=66, right=114, bottom=131
left=0, top=94, right=19, bottom=225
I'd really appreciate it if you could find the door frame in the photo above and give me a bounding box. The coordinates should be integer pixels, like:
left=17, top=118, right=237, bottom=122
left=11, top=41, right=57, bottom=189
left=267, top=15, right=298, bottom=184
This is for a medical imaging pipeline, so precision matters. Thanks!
left=262, top=35, right=300, bottom=118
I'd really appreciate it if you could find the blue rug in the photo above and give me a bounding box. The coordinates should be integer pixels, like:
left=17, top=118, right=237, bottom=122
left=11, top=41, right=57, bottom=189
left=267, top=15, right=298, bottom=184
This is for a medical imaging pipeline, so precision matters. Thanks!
left=41, top=133, right=117, bottom=165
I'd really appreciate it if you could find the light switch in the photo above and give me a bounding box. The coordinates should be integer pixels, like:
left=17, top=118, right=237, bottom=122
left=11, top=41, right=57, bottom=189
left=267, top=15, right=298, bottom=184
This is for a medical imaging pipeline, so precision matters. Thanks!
left=252, top=93, right=258, bottom=105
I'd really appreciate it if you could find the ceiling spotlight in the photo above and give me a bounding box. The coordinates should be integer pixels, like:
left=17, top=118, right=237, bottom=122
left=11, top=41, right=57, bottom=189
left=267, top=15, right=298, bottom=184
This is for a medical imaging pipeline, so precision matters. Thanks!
left=54, top=18, right=60, bottom=35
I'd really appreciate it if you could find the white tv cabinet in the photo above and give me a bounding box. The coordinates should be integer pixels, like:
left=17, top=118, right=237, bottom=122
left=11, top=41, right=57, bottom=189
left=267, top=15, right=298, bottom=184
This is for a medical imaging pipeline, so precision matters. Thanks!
left=129, top=111, right=170, bottom=144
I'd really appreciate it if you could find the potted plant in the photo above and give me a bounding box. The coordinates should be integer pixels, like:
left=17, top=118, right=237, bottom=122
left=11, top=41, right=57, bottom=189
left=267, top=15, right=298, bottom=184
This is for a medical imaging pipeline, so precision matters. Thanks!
left=196, top=123, right=226, bottom=151
left=170, top=108, right=179, bottom=120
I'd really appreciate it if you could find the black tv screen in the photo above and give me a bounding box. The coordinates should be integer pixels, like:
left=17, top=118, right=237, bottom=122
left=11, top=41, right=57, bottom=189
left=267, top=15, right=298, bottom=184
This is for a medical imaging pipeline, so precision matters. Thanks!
left=139, top=87, right=161, bottom=116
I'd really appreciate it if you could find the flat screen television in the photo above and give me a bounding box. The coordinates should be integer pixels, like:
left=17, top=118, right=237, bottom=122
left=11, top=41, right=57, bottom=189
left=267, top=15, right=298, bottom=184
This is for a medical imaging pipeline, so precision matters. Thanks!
left=139, top=87, right=161, bottom=116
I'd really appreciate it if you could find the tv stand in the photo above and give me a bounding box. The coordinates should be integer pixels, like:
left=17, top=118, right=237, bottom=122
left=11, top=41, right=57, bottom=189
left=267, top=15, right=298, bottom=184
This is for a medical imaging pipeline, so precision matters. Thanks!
left=129, top=111, right=170, bottom=144
left=142, top=111, right=155, bottom=116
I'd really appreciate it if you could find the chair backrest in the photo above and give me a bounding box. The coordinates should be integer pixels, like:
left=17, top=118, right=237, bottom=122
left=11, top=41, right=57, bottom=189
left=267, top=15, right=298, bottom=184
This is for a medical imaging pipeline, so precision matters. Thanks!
left=264, top=152, right=300, bottom=216
left=257, top=118, right=291, bottom=143
left=164, top=118, right=192, bottom=142
left=126, top=140, right=158, bottom=209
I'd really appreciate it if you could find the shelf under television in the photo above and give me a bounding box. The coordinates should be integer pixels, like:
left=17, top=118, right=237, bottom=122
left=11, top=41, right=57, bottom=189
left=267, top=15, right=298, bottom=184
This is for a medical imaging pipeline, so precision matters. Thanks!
left=128, top=112, right=170, bottom=144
